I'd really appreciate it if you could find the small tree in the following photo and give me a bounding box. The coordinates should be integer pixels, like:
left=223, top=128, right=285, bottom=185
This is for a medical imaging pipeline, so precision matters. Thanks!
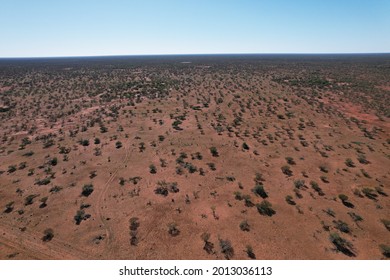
left=256, top=201, right=276, bottom=216
left=4, top=201, right=14, bottom=213
left=39, top=197, right=48, bottom=208
left=42, top=229, right=54, bottom=242
left=219, top=238, right=234, bottom=260
left=329, top=233, right=356, bottom=257
left=345, top=158, right=355, bottom=168
left=285, top=195, right=296, bottom=205
left=285, top=157, right=295, bottom=165
left=310, top=181, right=324, bottom=196
left=81, top=184, right=94, bottom=197
left=201, top=232, right=214, bottom=254
left=253, top=184, right=268, bottom=198
left=379, top=244, right=390, bottom=258
left=239, top=220, right=250, bottom=232
left=281, top=165, right=292, bottom=176
left=210, top=147, right=219, bottom=157
left=168, top=223, right=180, bottom=236
left=115, top=141, right=122, bottom=149
left=149, top=164, right=157, bottom=174
left=242, top=142, right=250, bottom=150
left=245, top=245, right=256, bottom=259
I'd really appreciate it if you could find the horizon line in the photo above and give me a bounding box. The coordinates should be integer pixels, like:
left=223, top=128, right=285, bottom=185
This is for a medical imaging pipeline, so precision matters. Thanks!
left=1, top=52, right=390, bottom=59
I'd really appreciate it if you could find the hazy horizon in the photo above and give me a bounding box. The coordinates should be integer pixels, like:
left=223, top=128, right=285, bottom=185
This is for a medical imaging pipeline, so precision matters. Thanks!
left=1, top=52, right=390, bottom=60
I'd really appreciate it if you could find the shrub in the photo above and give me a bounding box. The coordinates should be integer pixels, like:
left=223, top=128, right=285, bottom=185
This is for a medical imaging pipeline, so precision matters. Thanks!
left=100, top=126, right=108, bottom=133
left=324, top=208, right=336, bottom=217
left=23, top=151, right=34, bottom=157
left=207, top=162, right=216, bottom=171
left=294, top=188, right=303, bottom=199
left=333, top=220, right=351, bottom=233
left=338, top=194, right=349, bottom=202
left=253, top=184, right=268, bottom=198
left=357, top=155, right=369, bottom=164
left=129, top=217, right=140, bottom=231
left=339, top=194, right=354, bottom=208
left=243, top=195, right=254, bottom=207
left=35, top=177, right=51, bottom=185
left=281, top=165, right=292, bottom=176
left=81, top=184, right=94, bottom=197
left=242, top=142, right=250, bottom=150
left=185, top=162, right=197, bottom=173
left=115, top=141, right=122, bottom=149
left=50, top=185, right=63, bottom=193
left=168, top=223, right=180, bottom=236
left=320, top=176, right=329, bottom=183
left=7, top=165, right=17, bottom=173
left=4, top=201, right=14, bottom=213
left=239, top=220, right=250, bottom=232
left=254, top=172, right=265, bottom=183
left=42, top=229, right=54, bottom=242
left=246, top=245, right=256, bottom=259
left=210, top=147, right=219, bottom=157
left=154, top=181, right=179, bottom=196
left=234, top=191, right=243, bottom=200
left=353, top=188, right=363, bottom=198
left=201, top=233, right=214, bottom=254
left=379, top=244, right=390, bottom=258
left=381, top=219, right=390, bottom=231
left=219, top=238, right=234, bottom=260
left=375, top=186, right=387, bottom=196
left=294, top=179, right=305, bottom=189
left=348, top=212, right=363, bottom=222
left=39, top=197, right=48, bottom=208
left=362, top=187, right=378, bottom=200
left=80, top=139, right=90, bottom=146
left=256, top=200, right=276, bottom=216
left=345, top=158, right=355, bottom=168
left=74, top=210, right=86, bottom=225
left=24, top=194, right=38, bottom=206
left=329, top=233, right=356, bottom=257
left=285, top=157, right=295, bottom=165
left=285, top=195, right=296, bottom=205
left=310, top=181, right=324, bottom=196
left=149, top=164, right=157, bottom=174
left=360, top=169, right=371, bottom=178
left=319, top=165, right=328, bottom=173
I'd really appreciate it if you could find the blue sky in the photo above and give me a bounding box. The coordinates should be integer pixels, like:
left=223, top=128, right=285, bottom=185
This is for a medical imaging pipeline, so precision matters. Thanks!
left=0, top=0, right=389, bottom=57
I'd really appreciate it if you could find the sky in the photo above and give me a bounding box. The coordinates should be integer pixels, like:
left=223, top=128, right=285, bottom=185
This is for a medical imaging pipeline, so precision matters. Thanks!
left=0, top=0, right=389, bottom=57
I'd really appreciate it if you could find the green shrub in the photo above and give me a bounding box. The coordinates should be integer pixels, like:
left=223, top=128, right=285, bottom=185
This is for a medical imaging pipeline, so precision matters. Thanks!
left=149, top=164, right=157, bottom=174
left=253, top=184, right=268, bottom=198
left=239, top=220, right=250, bottom=232
left=285, top=195, right=296, bottom=205
left=345, top=158, right=355, bottom=168
left=329, top=232, right=356, bottom=257
left=219, top=238, right=234, bottom=260
left=379, top=244, right=390, bottom=258
left=210, top=147, right=219, bottom=157
left=281, top=165, right=292, bottom=176
left=256, top=200, right=276, bottom=216
left=81, top=184, right=94, bottom=197
left=42, top=228, right=54, bottom=242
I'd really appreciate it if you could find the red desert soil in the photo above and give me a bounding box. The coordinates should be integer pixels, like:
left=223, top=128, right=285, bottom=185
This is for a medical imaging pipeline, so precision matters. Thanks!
left=0, top=55, right=389, bottom=260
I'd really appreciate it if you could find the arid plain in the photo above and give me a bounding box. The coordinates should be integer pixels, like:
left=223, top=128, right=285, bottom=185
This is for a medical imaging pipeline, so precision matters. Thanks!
left=0, top=55, right=389, bottom=259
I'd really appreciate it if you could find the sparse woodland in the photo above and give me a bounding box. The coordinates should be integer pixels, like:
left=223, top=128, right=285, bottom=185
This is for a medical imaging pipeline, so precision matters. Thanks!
left=0, top=55, right=389, bottom=259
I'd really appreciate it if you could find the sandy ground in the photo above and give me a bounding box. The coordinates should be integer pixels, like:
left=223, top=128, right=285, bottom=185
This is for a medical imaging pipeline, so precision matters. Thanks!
left=0, top=57, right=389, bottom=260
